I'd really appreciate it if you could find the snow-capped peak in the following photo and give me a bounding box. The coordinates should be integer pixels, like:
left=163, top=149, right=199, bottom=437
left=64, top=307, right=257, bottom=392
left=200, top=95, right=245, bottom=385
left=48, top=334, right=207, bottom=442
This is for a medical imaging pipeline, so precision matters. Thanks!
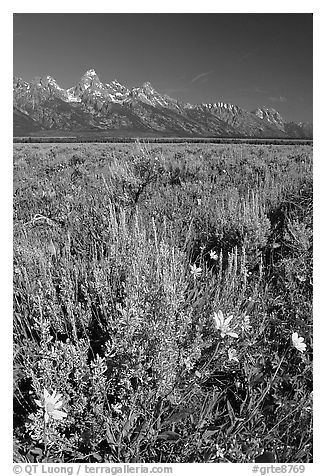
left=44, top=76, right=63, bottom=89
left=84, top=69, right=98, bottom=77
left=142, top=81, right=155, bottom=93
left=106, top=79, right=130, bottom=94
left=202, top=101, right=240, bottom=113
left=253, top=106, right=284, bottom=127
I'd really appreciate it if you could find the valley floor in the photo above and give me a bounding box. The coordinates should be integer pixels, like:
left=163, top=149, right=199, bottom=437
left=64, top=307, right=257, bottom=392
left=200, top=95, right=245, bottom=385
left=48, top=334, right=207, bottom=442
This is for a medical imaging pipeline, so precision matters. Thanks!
left=13, top=142, right=313, bottom=463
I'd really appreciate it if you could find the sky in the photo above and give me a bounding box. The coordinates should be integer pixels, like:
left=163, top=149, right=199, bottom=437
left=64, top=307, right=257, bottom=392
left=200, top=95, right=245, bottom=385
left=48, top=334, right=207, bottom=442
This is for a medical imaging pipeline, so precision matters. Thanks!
left=13, top=13, right=313, bottom=122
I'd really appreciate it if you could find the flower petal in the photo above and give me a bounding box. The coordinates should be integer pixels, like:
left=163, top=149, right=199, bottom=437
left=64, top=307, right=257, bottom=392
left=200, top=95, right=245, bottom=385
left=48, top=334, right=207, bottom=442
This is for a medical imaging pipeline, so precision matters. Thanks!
left=53, top=393, right=63, bottom=404
left=224, top=315, right=233, bottom=326
left=44, top=411, right=49, bottom=423
left=51, top=389, right=57, bottom=400
left=227, top=331, right=239, bottom=338
left=47, top=396, right=57, bottom=405
left=217, top=310, right=223, bottom=321
left=35, top=399, right=43, bottom=408
left=52, top=410, right=67, bottom=420
left=54, top=400, right=63, bottom=409
left=213, top=313, right=221, bottom=328
left=44, top=388, right=50, bottom=400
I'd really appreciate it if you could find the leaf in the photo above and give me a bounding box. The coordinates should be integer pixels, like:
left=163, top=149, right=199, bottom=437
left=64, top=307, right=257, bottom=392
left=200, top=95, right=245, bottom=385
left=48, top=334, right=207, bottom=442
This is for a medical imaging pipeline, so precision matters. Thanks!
left=106, top=424, right=117, bottom=445
left=157, top=431, right=181, bottom=441
left=255, top=451, right=276, bottom=463
left=122, top=411, right=139, bottom=439
left=130, top=420, right=149, bottom=444
left=30, top=447, right=43, bottom=456
left=92, top=452, right=102, bottom=462
left=202, top=428, right=219, bottom=439
left=163, top=410, right=191, bottom=425
left=27, top=446, right=43, bottom=463
left=226, top=399, right=235, bottom=425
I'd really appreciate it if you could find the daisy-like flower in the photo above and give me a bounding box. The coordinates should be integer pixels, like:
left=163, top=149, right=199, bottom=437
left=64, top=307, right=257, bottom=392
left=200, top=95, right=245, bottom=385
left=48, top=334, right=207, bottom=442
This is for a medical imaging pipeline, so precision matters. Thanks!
left=184, top=356, right=194, bottom=371
left=241, top=315, right=252, bottom=333
left=209, top=249, right=218, bottom=260
left=190, top=263, right=202, bottom=279
left=112, top=402, right=123, bottom=415
left=35, top=388, right=67, bottom=423
left=213, top=310, right=239, bottom=338
left=228, top=348, right=239, bottom=362
left=215, top=443, right=225, bottom=458
left=291, top=332, right=307, bottom=353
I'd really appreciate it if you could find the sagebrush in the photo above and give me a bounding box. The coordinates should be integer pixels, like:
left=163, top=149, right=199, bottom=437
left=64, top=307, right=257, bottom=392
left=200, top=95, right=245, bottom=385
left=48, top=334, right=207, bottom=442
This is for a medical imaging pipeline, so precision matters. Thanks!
left=13, top=142, right=312, bottom=463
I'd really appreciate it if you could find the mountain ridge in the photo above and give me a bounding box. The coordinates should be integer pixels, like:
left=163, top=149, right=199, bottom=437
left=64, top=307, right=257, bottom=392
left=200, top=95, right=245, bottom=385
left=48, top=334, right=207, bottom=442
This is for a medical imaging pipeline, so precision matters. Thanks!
left=13, top=69, right=313, bottom=138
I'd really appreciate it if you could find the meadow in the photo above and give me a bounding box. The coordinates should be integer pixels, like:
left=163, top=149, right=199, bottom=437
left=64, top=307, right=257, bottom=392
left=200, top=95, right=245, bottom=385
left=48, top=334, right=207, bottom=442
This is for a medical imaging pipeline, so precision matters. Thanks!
left=13, top=141, right=313, bottom=463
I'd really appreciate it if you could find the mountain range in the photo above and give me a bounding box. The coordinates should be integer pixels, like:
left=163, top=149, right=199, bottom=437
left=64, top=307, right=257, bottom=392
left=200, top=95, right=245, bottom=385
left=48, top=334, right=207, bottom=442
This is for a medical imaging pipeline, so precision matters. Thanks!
left=13, top=69, right=313, bottom=138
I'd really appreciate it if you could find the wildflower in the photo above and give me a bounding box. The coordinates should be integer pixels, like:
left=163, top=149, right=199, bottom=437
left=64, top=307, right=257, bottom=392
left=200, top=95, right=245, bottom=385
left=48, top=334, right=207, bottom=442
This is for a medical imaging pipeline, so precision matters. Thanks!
left=190, top=263, right=202, bottom=279
left=112, top=402, right=123, bottom=415
left=184, top=356, right=194, bottom=371
left=35, top=388, right=67, bottom=423
left=213, top=310, right=238, bottom=338
left=215, top=443, right=225, bottom=458
left=209, top=249, right=218, bottom=260
left=228, top=348, right=239, bottom=362
left=291, top=332, right=307, bottom=353
left=241, top=315, right=252, bottom=332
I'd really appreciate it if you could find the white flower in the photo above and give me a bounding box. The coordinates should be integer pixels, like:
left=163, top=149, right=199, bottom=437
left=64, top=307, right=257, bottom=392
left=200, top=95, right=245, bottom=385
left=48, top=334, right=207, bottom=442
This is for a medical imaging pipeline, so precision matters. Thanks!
left=215, top=443, right=225, bottom=458
left=35, top=388, right=67, bottom=423
left=190, top=263, right=202, bottom=279
left=209, top=250, right=218, bottom=260
left=241, top=315, right=252, bottom=332
left=184, top=356, right=194, bottom=371
left=213, top=310, right=238, bottom=338
left=112, top=402, right=123, bottom=414
left=228, top=348, right=239, bottom=362
left=291, top=332, right=307, bottom=353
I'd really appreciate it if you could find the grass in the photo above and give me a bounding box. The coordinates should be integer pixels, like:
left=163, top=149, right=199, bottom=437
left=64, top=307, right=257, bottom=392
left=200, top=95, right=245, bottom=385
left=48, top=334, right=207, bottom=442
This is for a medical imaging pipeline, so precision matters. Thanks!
left=13, top=141, right=313, bottom=463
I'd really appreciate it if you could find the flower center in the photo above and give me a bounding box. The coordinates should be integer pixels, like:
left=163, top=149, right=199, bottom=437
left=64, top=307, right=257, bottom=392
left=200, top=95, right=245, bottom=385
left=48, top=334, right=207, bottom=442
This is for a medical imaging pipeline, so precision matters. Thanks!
left=45, top=402, right=55, bottom=414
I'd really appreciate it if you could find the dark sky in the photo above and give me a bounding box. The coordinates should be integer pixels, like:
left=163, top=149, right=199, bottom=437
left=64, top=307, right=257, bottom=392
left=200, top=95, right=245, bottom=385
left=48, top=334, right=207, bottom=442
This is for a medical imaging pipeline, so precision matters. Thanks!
left=13, top=13, right=313, bottom=122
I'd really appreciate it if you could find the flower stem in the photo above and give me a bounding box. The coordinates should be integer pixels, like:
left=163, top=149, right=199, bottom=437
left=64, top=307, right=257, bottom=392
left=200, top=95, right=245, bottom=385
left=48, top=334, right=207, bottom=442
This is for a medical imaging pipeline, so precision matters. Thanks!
left=200, top=340, right=220, bottom=375
left=43, top=420, right=48, bottom=460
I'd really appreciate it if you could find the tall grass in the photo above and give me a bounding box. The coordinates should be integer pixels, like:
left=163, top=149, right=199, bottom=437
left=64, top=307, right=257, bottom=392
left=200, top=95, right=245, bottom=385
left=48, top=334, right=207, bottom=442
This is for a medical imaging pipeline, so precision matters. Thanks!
left=13, top=142, right=312, bottom=463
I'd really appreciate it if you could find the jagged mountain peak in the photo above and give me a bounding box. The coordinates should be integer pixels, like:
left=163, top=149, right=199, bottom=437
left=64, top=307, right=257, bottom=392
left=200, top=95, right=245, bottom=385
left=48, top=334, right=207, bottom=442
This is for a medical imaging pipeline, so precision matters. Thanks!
left=69, top=68, right=107, bottom=99
left=13, top=69, right=312, bottom=138
left=203, top=101, right=242, bottom=113
left=83, top=68, right=99, bottom=78
left=253, top=106, right=284, bottom=129
left=40, top=75, right=62, bottom=88
left=141, top=81, right=155, bottom=91
left=106, top=79, right=130, bottom=94
left=110, top=79, right=124, bottom=86
left=78, top=69, right=102, bottom=85
left=254, top=105, right=283, bottom=116
left=13, top=76, right=28, bottom=87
